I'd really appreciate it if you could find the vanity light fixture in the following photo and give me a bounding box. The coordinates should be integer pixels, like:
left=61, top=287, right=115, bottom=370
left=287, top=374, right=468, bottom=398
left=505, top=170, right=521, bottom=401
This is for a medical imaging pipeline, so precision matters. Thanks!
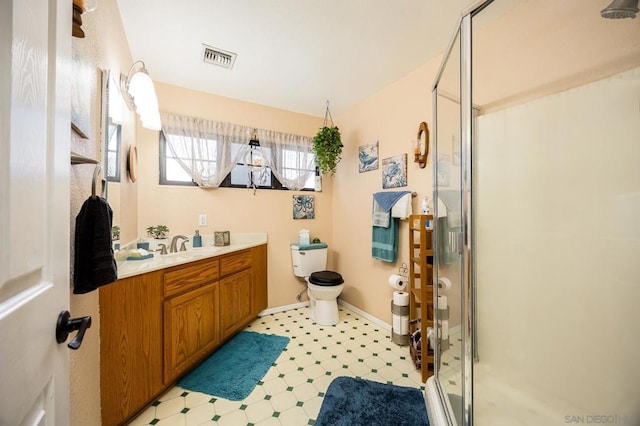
left=120, top=61, right=161, bottom=131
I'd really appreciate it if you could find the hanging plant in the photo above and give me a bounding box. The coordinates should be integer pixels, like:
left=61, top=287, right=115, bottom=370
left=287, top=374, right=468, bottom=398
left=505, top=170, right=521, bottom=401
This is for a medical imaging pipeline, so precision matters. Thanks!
left=312, top=101, right=343, bottom=176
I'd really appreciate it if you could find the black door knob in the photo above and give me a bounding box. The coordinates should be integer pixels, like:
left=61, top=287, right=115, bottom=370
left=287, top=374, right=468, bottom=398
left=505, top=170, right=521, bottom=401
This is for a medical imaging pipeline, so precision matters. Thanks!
left=56, top=310, right=92, bottom=350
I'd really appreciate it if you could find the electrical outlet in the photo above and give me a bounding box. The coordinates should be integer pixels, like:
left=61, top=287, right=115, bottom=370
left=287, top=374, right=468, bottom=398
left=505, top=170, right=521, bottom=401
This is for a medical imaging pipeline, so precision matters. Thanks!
left=199, top=214, right=207, bottom=226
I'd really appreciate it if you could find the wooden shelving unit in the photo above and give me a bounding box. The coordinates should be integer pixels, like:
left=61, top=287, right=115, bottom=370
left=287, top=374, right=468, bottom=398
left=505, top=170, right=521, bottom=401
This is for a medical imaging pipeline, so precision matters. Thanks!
left=408, top=214, right=435, bottom=382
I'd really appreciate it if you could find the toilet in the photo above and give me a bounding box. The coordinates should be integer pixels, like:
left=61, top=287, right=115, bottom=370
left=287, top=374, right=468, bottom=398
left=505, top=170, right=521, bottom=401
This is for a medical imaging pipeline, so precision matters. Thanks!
left=291, top=243, right=344, bottom=326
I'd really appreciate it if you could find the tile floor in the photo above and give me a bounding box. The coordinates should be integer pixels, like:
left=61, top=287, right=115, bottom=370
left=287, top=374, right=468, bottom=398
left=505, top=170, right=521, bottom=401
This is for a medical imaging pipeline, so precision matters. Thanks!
left=128, top=305, right=426, bottom=425
left=438, top=328, right=463, bottom=398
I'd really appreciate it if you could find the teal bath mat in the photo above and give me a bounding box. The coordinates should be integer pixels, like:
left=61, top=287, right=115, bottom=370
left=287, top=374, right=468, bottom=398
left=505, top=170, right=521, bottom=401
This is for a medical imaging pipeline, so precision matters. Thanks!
left=316, top=376, right=430, bottom=426
left=178, top=331, right=290, bottom=401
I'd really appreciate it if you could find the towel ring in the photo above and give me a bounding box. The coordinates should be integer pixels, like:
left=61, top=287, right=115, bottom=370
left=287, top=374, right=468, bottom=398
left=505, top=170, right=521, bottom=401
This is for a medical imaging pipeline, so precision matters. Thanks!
left=91, top=164, right=102, bottom=199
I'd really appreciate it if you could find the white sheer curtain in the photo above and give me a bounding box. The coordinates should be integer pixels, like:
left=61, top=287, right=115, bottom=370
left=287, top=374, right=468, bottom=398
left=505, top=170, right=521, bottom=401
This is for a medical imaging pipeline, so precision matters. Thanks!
left=161, top=112, right=252, bottom=188
left=161, top=112, right=315, bottom=190
left=257, top=129, right=315, bottom=191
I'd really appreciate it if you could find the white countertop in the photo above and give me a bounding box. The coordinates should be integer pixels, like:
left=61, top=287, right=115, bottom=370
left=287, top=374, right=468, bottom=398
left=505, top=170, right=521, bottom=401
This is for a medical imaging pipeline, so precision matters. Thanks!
left=116, top=233, right=267, bottom=279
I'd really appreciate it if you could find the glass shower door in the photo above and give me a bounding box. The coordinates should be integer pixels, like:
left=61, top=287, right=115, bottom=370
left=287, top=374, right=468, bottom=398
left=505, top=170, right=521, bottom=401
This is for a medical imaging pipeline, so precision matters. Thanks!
left=433, top=26, right=465, bottom=426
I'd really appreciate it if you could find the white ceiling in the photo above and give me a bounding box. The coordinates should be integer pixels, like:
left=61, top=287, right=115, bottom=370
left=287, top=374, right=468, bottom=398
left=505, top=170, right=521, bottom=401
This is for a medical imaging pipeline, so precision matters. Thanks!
left=115, top=0, right=473, bottom=117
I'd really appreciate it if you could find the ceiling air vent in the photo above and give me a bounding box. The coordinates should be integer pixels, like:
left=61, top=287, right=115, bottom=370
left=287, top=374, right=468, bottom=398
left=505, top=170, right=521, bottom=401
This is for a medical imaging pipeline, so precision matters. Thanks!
left=202, top=44, right=237, bottom=69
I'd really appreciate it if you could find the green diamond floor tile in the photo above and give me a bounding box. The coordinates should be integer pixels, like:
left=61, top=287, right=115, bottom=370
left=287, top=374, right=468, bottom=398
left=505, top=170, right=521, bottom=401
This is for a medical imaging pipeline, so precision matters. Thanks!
left=127, top=305, right=425, bottom=426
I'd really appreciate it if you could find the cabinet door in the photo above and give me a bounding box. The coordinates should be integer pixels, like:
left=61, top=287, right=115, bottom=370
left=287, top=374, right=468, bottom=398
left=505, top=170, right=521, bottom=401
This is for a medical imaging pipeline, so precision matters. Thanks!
left=100, top=271, right=165, bottom=426
left=219, top=268, right=253, bottom=341
left=252, top=245, right=268, bottom=316
left=164, top=282, right=219, bottom=384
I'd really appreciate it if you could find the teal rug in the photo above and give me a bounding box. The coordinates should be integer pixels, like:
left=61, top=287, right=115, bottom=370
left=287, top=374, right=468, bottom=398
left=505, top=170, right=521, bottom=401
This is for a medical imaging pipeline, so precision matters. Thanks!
left=316, top=377, right=430, bottom=426
left=178, top=331, right=289, bottom=401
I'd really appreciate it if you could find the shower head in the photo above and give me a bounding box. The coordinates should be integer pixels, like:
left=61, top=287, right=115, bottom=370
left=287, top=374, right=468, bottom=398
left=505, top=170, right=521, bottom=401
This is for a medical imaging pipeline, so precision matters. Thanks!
left=601, top=0, right=639, bottom=19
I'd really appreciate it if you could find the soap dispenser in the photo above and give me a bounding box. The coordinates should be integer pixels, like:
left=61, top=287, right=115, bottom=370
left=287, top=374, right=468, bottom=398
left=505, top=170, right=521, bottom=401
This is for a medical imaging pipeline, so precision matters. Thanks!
left=192, top=230, right=202, bottom=248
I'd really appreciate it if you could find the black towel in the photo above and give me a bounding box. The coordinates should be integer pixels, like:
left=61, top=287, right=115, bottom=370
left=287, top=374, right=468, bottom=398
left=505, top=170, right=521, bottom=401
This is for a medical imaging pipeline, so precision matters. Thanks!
left=73, top=196, right=118, bottom=294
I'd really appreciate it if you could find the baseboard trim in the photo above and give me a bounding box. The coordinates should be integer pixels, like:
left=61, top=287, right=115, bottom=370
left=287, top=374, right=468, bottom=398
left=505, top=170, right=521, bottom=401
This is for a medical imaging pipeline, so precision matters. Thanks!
left=258, top=299, right=393, bottom=332
left=259, top=301, right=310, bottom=317
left=338, top=299, right=392, bottom=332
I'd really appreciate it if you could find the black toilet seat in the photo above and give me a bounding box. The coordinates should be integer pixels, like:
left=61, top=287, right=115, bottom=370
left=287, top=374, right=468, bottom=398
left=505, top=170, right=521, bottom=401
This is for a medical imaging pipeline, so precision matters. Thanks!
left=309, top=270, right=344, bottom=286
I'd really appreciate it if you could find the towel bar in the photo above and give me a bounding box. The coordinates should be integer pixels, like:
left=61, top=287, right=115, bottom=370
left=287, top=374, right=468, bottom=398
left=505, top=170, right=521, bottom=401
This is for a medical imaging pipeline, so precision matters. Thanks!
left=71, top=151, right=104, bottom=199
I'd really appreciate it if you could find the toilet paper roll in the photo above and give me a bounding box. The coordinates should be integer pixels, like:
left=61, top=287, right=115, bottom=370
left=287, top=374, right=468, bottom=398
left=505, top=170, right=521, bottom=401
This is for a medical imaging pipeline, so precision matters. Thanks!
left=388, top=274, right=407, bottom=291
left=440, top=319, right=449, bottom=339
left=438, top=295, right=448, bottom=310
left=393, top=291, right=410, bottom=306
left=438, top=276, right=452, bottom=291
left=392, top=314, right=402, bottom=333
left=400, top=316, right=409, bottom=335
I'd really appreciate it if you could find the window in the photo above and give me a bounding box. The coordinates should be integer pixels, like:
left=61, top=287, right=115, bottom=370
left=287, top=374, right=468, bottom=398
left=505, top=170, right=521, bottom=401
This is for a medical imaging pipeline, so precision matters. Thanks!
left=106, top=122, right=121, bottom=182
left=160, top=132, right=316, bottom=190
left=159, top=132, right=218, bottom=186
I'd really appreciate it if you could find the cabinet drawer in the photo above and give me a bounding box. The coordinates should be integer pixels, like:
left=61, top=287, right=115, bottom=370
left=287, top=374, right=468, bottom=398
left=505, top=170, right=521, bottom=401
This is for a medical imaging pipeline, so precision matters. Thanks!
left=164, top=258, right=220, bottom=297
left=220, top=249, right=252, bottom=276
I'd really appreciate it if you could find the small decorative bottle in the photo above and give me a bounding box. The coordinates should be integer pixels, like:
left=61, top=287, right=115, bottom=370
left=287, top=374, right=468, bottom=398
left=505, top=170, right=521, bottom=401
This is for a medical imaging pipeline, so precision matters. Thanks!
left=420, top=196, right=429, bottom=214
left=192, top=230, right=202, bottom=248
left=420, top=196, right=432, bottom=229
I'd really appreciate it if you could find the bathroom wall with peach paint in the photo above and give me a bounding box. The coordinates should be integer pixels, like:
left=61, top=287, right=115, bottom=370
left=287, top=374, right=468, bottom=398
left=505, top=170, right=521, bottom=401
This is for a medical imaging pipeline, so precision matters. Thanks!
left=135, top=83, right=330, bottom=309
left=68, top=1, right=136, bottom=425
left=332, top=55, right=443, bottom=323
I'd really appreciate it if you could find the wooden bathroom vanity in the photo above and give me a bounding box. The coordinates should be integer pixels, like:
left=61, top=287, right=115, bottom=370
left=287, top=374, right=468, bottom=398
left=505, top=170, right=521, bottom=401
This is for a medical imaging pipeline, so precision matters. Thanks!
left=99, top=243, right=267, bottom=426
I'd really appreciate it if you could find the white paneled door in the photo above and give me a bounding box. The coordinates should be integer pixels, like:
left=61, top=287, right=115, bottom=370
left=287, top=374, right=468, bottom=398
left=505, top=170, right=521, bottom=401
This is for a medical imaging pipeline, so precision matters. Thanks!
left=0, top=1, right=71, bottom=425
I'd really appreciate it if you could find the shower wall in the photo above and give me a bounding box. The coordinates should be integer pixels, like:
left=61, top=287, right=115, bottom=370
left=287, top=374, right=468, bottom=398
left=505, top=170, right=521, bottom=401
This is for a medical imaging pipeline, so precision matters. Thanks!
left=475, top=66, right=640, bottom=421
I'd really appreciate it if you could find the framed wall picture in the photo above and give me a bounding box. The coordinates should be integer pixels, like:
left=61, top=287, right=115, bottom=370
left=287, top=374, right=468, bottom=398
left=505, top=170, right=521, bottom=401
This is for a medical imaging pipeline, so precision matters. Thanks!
left=358, top=141, right=379, bottom=172
left=293, top=195, right=315, bottom=219
left=382, top=154, right=408, bottom=189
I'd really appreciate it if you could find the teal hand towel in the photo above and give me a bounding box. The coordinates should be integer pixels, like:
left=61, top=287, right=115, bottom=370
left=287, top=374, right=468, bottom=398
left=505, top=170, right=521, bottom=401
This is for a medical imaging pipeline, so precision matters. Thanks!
left=372, top=218, right=398, bottom=263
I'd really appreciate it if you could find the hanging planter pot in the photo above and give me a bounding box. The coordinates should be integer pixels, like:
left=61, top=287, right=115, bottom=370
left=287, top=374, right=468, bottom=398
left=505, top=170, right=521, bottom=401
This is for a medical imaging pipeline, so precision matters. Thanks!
left=312, top=101, right=343, bottom=176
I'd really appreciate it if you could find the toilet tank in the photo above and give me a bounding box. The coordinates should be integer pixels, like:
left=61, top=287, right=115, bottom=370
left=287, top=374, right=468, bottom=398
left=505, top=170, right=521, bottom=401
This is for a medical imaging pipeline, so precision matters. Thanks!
left=291, top=243, right=328, bottom=277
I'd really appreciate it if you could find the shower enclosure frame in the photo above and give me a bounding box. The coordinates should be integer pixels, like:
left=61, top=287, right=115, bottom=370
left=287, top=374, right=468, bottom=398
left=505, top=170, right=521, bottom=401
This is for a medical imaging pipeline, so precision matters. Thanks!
left=429, top=1, right=640, bottom=425
left=429, top=1, right=492, bottom=425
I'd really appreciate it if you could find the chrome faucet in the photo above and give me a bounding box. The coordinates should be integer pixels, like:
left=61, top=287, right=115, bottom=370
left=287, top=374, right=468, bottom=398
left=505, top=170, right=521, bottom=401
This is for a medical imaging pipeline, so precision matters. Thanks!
left=169, top=235, right=189, bottom=253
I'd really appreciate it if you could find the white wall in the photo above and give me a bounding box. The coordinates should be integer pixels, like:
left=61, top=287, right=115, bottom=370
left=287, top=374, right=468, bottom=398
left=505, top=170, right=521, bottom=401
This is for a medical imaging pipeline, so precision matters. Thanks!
left=475, top=67, right=640, bottom=420
left=69, top=1, right=135, bottom=425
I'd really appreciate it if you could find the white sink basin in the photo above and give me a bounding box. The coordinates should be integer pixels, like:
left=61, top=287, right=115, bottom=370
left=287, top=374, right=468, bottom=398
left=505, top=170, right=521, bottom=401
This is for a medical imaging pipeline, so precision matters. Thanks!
left=162, top=246, right=222, bottom=261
